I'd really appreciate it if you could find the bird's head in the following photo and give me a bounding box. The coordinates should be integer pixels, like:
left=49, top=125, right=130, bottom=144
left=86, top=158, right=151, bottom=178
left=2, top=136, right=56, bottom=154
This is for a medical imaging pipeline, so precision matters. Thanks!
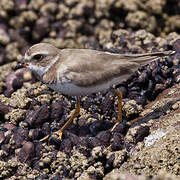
left=16, top=43, right=59, bottom=76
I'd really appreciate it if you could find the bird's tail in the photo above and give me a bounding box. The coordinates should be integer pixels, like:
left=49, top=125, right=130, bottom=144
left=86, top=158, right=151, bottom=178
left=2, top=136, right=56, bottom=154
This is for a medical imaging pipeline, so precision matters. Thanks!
left=123, top=50, right=175, bottom=65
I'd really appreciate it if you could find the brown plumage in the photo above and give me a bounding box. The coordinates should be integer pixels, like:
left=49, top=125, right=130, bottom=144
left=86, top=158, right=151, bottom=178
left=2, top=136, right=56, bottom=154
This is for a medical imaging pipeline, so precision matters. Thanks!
left=16, top=43, right=175, bottom=141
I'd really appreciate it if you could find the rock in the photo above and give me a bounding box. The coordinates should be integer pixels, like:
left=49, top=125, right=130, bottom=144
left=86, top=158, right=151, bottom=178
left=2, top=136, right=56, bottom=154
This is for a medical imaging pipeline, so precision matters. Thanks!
left=0, top=102, right=10, bottom=117
left=134, top=126, right=150, bottom=143
left=50, top=100, right=63, bottom=120
left=26, top=104, right=50, bottom=128
left=96, top=130, right=111, bottom=146
left=12, top=127, right=29, bottom=148
left=173, top=38, right=180, bottom=52
left=17, top=141, right=35, bottom=163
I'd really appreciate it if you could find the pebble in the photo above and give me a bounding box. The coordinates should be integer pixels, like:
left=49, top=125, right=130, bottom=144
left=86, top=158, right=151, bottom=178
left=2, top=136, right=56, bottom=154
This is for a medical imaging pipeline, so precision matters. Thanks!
left=17, top=141, right=35, bottom=163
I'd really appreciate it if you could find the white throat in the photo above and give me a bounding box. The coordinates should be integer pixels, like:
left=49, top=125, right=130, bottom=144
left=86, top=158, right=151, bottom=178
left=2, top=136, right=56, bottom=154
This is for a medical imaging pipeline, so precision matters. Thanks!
left=28, top=55, right=60, bottom=77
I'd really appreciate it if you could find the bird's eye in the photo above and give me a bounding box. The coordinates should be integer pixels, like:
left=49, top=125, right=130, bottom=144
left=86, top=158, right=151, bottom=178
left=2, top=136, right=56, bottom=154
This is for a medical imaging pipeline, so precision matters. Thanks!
left=33, top=54, right=43, bottom=60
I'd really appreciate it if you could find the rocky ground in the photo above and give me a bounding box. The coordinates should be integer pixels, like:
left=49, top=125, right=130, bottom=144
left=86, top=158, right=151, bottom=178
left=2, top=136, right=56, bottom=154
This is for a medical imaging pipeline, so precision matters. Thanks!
left=0, top=0, right=180, bottom=179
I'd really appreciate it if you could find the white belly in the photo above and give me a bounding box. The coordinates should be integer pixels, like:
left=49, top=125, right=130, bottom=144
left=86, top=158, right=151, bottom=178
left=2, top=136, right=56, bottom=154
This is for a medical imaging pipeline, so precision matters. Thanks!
left=47, top=81, right=109, bottom=96
left=46, top=74, right=129, bottom=97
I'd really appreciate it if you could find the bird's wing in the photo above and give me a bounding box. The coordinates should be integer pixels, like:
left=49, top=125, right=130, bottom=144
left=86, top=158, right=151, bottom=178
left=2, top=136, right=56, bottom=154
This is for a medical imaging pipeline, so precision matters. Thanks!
left=61, top=49, right=174, bottom=87
left=43, top=49, right=174, bottom=86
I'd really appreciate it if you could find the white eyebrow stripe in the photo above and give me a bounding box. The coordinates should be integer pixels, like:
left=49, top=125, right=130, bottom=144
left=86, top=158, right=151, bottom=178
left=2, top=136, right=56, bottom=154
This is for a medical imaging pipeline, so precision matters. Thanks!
left=24, top=54, right=31, bottom=60
left=31, top=51, right=50, bottom=56
left=24, top=51, right=51, bottom=60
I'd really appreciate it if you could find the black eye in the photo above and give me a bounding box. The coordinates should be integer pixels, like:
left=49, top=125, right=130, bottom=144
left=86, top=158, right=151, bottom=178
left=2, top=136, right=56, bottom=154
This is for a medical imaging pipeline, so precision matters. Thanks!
left=33, top=54, right=43, bottom=60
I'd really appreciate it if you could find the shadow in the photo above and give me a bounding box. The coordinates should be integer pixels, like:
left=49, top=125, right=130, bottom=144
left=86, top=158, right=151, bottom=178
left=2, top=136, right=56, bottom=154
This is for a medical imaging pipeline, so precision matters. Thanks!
left=130, top=98, right=180, bottom=128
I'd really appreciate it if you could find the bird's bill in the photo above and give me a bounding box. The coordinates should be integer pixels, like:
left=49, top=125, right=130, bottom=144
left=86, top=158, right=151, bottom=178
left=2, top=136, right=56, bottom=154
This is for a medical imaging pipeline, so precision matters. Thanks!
left=15, top=59, right=27, bottom=69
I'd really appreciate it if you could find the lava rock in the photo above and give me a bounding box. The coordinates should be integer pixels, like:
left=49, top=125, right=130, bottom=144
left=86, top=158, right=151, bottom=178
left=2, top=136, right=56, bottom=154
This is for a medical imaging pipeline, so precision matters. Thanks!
left=134, top=126, right=150, bottom=143
left=173, top=38, right=180, bottom=53
left=88, top=137, right=102, bottom=148
left=0, top=102, right=10, bottom=119
left=50, top=100, right=63, bottom=120
left=4, top=70, right=24, bottom=97
left=41, top=122, right=51, bottom=137
left=0, top=131, right=5, bottom=144
left=60, top=138, right=72, bottom=153
left=112, top=123, right=129, bottom=135
left=89, top=120, right=112, bottom=136
left=111, top=132, right=124, bottom=151
left=100, top=94, right=114, bottom=115
left=12, top=127, right=29, bottom=148
left=26, top=104, right=50, bottom=128
left=3, top=123, right=16, bottom=131
left=96, top=130, right=111, bottom=146
left=29, top=128, right=43, bottom=140
left=18, top=141, right=35, bottom=164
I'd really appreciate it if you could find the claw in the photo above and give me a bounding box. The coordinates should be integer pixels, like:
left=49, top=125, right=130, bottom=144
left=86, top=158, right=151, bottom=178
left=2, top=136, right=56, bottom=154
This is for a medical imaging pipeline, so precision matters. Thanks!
left=55, top=130, right=63, bottom=141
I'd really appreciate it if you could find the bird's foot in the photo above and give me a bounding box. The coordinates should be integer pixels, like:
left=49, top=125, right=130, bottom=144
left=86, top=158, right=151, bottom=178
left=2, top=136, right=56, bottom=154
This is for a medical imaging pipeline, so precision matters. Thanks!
left=40, top=134, right=50, bottom=142
left=55, top=130, right=63, bottom=141
left=111, top=122, right=119, bottom=132
left=39, top=130, right=63, bottom=142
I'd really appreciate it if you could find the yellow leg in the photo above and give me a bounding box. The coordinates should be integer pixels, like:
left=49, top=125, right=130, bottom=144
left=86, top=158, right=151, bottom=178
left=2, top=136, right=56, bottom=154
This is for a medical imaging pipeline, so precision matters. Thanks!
left=55, top=100, right=80, bottom=140
left=40, top=99, right=80, bottom=142
left=111, top=89, right=123, bottom=131
left=114, top=90, right=123, bottom=123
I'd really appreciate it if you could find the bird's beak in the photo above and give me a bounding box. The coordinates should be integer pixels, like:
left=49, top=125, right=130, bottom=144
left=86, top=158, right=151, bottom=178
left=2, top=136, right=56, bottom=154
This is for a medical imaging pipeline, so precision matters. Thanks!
left=15, top=58, right=27, bottom=69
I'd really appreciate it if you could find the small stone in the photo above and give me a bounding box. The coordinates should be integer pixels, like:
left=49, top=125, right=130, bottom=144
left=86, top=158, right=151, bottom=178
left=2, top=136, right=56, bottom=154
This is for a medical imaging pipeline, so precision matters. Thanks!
left=112, top=123, right=129, bottom=135
left=0, top=131, right=5, bottom=144
left=123, top=100, right=143, bottom=118
left=18, top=141, right=35, bottom=163
left=50, top=100, right=63, bottom=120
left=0, top=28, right=10, bottom=45
left=0, top=102, right=10, bottom=116
left=96, top=131, right=111, bottom=145
left=3, top=123, right=16, bottom=131
left=88, top=137, right=102, bottom=148
left=111, top=132, right=124, bottom=151
left=26, top=104, right=50, bottom=128
left=135, top=126, right=150, bottom=143
left=172, top=101, right=180, bottom=110
left=36, top=94, right=52, bottom=104
left=8, top=89, right=32, bottom=108
left=91, top=146, right=105, bottom=159
left=173, top=38, right=180, bottom=52
left=12, top=127, right=29, bottom=148
left=106, top=150, right=127, bottom=168
left=28, top=128, right=43, bottom=140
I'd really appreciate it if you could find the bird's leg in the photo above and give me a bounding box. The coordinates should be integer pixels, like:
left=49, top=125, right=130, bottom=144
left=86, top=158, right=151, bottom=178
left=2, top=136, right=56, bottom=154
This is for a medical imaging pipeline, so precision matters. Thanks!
left=55, top=97, right=80, bottom=140
left=111, top=88, right=123, bottom=130
left=40, top=97, right=80, bottom=142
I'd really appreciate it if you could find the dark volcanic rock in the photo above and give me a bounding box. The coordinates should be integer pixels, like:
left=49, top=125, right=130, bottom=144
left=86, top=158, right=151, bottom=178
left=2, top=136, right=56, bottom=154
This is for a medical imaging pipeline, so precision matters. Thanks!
left=12, top=127, right=29, bottom=148
left=134, top=126, right=150, bottom=143
left=173, top=38, right=180, bottom=53
left=26, top=104, right=50, bottom=128
left=4, top=71, right=24, bottom=97
left=112, top=123, right=129, bottom=135
left=111, top=132, right=124, bottom=151
left=0, top=102, right=10, bottom=119
left=3, top=123, right=16, bottom=131
left=0, top=131, right=5, bottom=144
left=96, top=130, right=111, bottom=146
left=18, top=141, right=35, bottom=164
left=29, top=128, right=43, bottom=140
left=50, top=100, right=63, bottom=120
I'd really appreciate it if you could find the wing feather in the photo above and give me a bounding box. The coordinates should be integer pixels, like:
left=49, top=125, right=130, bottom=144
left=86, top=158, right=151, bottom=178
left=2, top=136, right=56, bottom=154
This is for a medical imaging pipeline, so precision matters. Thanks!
left=62, top=49, right=173, bottom=87
left=43, top=49, right=173, bottom=87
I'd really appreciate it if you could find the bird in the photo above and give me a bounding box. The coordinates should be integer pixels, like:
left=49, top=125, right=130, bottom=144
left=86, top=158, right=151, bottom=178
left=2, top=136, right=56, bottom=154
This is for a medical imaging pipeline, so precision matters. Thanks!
left=16, top=43, right=174, bottom=140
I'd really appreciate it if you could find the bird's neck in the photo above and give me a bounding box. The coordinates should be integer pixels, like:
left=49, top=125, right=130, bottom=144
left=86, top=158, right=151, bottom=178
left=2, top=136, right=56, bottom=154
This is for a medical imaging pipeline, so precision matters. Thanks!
left=28, top=55, right=60, bottom=77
